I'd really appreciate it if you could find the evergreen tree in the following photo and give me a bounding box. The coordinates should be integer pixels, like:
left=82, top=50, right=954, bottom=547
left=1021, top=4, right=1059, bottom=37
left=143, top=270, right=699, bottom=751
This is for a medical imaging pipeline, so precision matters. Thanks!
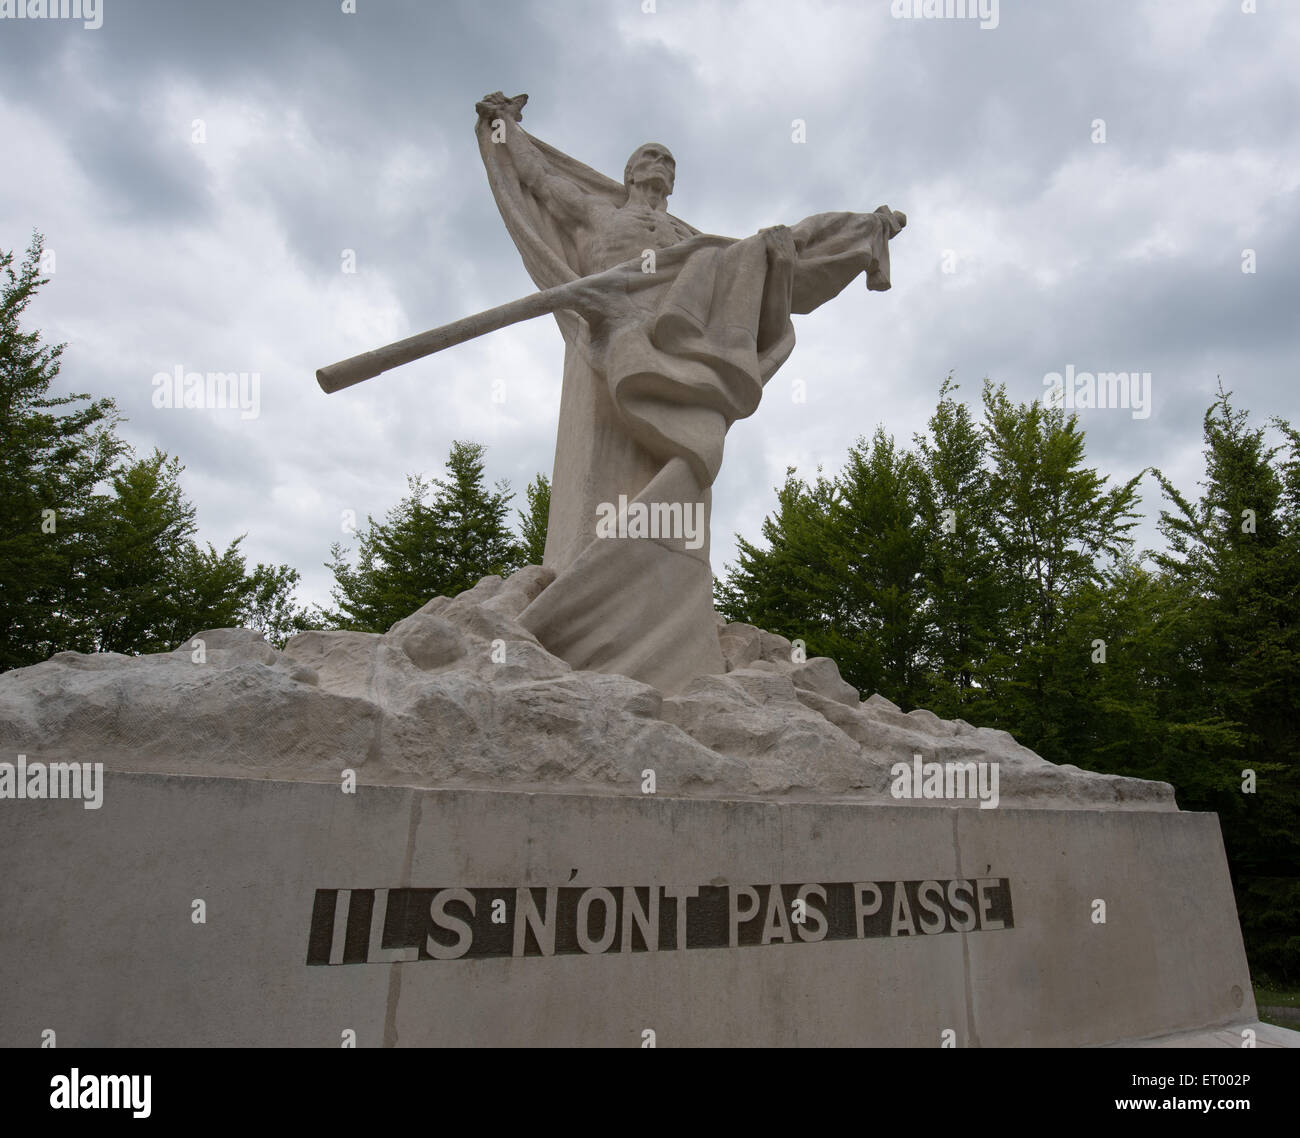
left=324, top=441, right=522, bottom=631
left=434, top=441, right=525, bottom=591
left=89, top=451, right=199, bottom=654
left=82, top=451, right=309, bottom=653
left=518, top=472, right=551, bottom=565
left=0, top=233, right=123, bottom=669
left=1150, top=385, right=1300, bottom=981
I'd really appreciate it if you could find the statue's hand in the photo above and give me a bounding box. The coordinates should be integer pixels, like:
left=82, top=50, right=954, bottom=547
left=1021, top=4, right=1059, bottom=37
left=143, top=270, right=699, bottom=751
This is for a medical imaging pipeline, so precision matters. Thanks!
left=475, top=91, right=528, bottom=124
left=874, top=205, right=906, bottom=235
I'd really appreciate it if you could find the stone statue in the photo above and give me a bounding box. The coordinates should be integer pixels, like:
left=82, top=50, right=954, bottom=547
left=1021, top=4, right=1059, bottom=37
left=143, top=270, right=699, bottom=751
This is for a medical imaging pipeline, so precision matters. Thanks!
left=319, top=92, right=906, bottom=693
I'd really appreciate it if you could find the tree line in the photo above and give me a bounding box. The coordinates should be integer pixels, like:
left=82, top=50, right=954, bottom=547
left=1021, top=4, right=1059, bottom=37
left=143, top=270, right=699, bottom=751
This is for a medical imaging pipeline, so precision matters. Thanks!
left=715, top=375, right=1299, bottom=986
left=3, top=233, right=1295, bottom=983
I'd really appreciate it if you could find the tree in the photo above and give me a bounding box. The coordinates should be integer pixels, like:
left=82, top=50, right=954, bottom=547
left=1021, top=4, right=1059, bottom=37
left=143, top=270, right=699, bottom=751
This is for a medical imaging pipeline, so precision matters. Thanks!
left=171, top=540, right=260, bottom=643
left=433, top=441, right=526, bottom=590
left=323, top=441, right=523, bottom=631
left=518, top=472, right=551, bottom=565
left=1149, top=384, right=1300, bottom=982
left=719, top=380, right=1142, bottom=719
left=717, top=428, right=931, bottom=703
left=241, top=564, right=322, bottom=648
left=830, top=429, right=930, bottom=703
left=716, top=466, right=843, bottom=662
left=912, top=376, right=1002, bottom=720
left=82, top=450, right=312, bottom=653
left=168, top=546, right=317, bottom=650
left=979, top=380, right=1143, bottom=756
left=0, top=233, right=124, bottom=669
left=89, top=451, right=199, bottom=654
left=0, top=234, right=312, bottom=668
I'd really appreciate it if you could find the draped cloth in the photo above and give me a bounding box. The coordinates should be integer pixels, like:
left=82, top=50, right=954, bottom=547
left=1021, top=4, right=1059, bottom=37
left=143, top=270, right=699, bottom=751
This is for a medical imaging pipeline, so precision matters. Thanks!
left=476, top=114, right=905, bottom=693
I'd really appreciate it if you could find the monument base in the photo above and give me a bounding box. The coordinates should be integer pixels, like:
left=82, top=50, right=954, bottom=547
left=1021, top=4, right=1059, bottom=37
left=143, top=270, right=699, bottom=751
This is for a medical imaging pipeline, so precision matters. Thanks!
left=2, top=771, right=1288, bottom=1048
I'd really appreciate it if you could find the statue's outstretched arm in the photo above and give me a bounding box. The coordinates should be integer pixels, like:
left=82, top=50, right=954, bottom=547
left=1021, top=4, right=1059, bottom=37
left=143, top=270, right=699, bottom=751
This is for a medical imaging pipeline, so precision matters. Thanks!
left=476, top=92, right=589, bottom=225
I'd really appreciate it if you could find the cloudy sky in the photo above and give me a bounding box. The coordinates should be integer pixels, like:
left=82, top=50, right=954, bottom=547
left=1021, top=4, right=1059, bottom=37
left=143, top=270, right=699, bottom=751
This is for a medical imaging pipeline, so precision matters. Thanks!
left=2, top=0, right=1296, bottom=611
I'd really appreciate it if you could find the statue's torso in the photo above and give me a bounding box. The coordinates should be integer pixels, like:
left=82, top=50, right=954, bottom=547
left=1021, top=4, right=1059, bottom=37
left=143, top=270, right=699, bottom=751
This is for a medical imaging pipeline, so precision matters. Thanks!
left=579, top=200, right=696, bottom=273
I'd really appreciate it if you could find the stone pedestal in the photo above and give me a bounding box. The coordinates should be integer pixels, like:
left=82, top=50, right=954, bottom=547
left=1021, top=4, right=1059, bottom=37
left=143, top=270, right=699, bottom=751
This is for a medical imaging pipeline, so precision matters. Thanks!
left=0, top=772, right=1275, bottom=1047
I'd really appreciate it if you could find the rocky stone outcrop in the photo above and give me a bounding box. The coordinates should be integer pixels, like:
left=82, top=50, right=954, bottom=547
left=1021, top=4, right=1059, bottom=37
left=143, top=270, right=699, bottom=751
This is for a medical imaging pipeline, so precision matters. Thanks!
left=0, top=566, right=1175, bottom=810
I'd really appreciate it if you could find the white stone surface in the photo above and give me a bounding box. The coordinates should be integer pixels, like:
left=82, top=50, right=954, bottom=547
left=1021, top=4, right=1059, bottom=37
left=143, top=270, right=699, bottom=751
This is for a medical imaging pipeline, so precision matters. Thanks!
left=0, top=566, right=1174, bottom=810
left=0, top=775, right=1265, bottom=1047
left=471, top=92, right=906, bottom=690
left=1104, top=1022, right=1300, bottom=1048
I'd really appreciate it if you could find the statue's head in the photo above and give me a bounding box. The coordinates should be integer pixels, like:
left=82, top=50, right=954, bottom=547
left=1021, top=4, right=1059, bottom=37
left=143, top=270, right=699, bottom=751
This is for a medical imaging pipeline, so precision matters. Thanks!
left=624, top=143, right=675, bottom=197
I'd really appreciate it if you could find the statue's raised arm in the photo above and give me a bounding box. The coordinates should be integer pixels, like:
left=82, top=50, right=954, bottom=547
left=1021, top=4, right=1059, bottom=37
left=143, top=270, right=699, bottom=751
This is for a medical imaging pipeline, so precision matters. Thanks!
left=474, top=92, right=591, bottom=229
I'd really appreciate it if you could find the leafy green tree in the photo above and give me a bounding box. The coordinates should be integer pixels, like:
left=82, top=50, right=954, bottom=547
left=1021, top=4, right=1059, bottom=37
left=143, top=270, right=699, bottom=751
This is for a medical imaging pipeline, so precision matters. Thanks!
left=830, top=429, right=930, bottom=702
left=1062, top=558, right=1236, bottom=782
left=720, top=380, right=1140, bottom=721
left=324, top=441, right=522, bottom=631
left=518, top=472, right=551, bottom=565
left=716, top=466, right=844, bottom=661
left=718, top=428, right=930, bottom=703
left=0, top=233, right=123, bottom=669
left=912, top=376, right=1002, bottom=720
left=979, top=380, right=1142, bottom=756
left=172, top=540, right=260, bottom=643
left=241, top=564, right=322, bottom=648
left=168, top=546, right=317, bottom=650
